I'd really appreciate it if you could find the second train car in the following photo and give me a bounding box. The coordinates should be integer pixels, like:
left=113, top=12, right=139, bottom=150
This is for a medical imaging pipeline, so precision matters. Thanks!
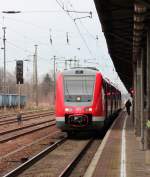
left=55, top=67, right=121, bottom=132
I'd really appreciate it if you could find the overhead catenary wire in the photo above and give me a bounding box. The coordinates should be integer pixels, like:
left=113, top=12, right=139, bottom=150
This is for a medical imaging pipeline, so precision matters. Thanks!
left=0, top=19, right=61, bottom=56
left=78, top=19, right=98, bottom=40
left=1, top=15, right=79, bottom=36
left=55, top=0, right=65, bottom=9
left=0, top=17, right=74, bottom=56
left=55, top=0, right=94, bottom=57
left=2, top=32, right=65, bottom=63
left=6, top=26, right=56, bottom=49
left=6, top=40, right=33, bottom=54
left=0, top=1, right=110, bottom=70
left=9, top=10, right=65, bottom=13
left=7, top=26, right=48, bottom=45
left=56, top=0, right=126, bottom=93
left=6, top=40, right=49, bottom=62
left=1, top=15, right=79, bottom=39
left=73, top=21, right=93, bottom=56
left=65, top=1, right=108, bottom=62
left=55, top=0, right=92, bottom=15
left=2, top=16, right=48, bottom=33
left=68, top=3, right=121, bottom=82
left=67, top=1, right=101, bottom=60
left=65, top=1, right=121, bottom=72
left=67, top=1, right=101, bottom=53
left=1, top=14, right=100, bottom=51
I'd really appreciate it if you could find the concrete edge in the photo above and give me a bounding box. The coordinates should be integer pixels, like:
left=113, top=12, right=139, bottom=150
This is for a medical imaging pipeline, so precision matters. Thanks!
left=83, top=111, right=124, bottom=177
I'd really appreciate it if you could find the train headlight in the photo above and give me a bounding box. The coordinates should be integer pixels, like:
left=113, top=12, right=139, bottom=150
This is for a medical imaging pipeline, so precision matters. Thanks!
left=84, top=107, right=92, bottom=112
left=88, top=107, right=92, bottom=112
left=65, top=108, right=72, bottom=112
left=76, top=96, right=81, bottom=101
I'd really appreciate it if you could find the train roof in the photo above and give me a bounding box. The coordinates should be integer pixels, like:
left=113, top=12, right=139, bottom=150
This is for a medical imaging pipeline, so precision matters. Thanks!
left=70, top=67, right=99, bottom=71
left=63, top=67, right=100, bottom=75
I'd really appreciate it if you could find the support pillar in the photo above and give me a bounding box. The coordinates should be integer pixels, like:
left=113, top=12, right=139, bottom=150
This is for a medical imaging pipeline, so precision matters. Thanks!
left=133, top=61, right=137, bottom=129
left=140, top=50, right=144, bottom=150
left=146, top=30, right=150, bottom=163
left=135, top=54, right=142, bottom=137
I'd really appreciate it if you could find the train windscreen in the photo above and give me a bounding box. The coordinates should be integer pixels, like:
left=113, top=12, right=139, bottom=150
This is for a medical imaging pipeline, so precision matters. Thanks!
left=64, top=75, right=95, bottom=102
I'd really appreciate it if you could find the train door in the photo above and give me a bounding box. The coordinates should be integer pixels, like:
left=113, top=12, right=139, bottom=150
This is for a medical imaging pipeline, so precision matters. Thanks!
left=103, top=80, right=108, bottom=118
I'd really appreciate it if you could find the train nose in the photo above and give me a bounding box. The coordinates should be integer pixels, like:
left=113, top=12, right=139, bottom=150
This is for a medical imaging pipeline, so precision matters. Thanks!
left=68, top=114, right=88, bottom=127
left=75, top=107, right=82, bottom=112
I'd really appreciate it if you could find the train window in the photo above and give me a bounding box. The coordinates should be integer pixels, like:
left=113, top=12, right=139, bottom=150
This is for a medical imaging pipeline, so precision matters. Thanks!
left=64, top=75, right=95, bottom=102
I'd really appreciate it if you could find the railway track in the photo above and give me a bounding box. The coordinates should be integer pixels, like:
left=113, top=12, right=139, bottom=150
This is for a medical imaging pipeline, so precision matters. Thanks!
left=0, top=110, right=54, bottom=120
left=0, top=130, right=61, bottom=161
left=59, top=139, right=94, bottom=177
left=0, top=119, right=56, bottom=143
left=0, top=109, right=50, bottom=119
left=0, top=111, right=54, bottom=125
left=0, top=130, right=63, bottom=176
left=3, top=136, right=101, bottom=177
left=1, top=111, right=120, bottom=177
left=3, top=136, right=67, bottom=177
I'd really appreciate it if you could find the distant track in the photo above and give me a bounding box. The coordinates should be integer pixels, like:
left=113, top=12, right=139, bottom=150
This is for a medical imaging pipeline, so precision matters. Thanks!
left=0, top=119, right=56, bottom=143
left=0, top=109, right=53, bottom=120
left=0, top=111, right=54, bottom=125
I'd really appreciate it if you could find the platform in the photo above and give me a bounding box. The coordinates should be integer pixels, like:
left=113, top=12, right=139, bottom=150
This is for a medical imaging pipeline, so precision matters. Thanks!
left=84, top=111, right=150, bottom=177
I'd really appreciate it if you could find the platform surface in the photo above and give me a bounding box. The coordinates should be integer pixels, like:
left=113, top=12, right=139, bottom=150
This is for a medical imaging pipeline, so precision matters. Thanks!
left=84, top=111, right=150, bottom=177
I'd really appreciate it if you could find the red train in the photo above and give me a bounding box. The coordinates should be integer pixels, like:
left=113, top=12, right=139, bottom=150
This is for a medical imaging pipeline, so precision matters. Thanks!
left=55, top=67, right=121, bottom=132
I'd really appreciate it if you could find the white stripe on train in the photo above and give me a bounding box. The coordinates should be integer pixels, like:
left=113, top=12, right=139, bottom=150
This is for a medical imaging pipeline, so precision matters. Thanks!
left=56, top=116, right=105, bottom=121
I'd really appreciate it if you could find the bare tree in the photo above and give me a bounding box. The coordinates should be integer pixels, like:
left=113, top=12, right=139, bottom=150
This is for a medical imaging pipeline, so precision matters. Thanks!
left=38, top=73, right=54, bottom=106
left=7, top=72, right=17, bottom=93
left=0, top=67, right=55, bottom=108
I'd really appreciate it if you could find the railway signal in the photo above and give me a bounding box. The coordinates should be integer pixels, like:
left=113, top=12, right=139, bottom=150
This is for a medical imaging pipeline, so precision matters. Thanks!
left=16, top=60, right=24, bottom=84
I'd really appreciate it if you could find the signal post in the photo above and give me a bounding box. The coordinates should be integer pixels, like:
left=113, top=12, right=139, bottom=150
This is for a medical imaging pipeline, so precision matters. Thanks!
left=16, top=60, right=24, bottom=111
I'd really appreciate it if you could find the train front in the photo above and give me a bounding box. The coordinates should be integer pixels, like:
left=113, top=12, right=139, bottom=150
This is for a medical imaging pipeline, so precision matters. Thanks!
left=55, top=68, right=104, bottom=132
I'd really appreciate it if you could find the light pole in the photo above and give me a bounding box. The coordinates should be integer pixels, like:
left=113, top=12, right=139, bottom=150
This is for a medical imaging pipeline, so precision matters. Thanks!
left=51, top=56, right=61, bottom=103
left=33, top=45, right=38, bottom=107
left=23, top=59, right=32, bottom=99
left=2, top=27, right=6, bottom=110
left=53, top=56, right=56, bottom=102
left=2, top=10, right=21, bottom=111
left=2, top=27, right=6, bottom=93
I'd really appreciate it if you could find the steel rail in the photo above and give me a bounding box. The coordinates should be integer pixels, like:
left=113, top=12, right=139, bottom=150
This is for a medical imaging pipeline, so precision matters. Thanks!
left=0, top=119, right=55, bottom=135
left=0, top=130, right=60, bottom=161
left=0, top=111, right=54, bottom=123
left=0, top=109, right=51, bottom=119
left=59, top=138, right=94, bottom=177
left=3, top=136, right=67, bottom=177
left=0, top=112, right=54, bottom=126
left=0, top=121, right=56, bottom=143
left=0, top=110, right=48, bottom=119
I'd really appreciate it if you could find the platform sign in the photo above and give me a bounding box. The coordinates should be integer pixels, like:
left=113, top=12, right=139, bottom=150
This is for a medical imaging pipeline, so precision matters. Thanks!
left=16, top=60, right=24, bottom=84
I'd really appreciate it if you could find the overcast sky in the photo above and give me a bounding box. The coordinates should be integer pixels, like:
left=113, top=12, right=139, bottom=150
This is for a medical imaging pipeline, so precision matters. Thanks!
left=0, top=0, right=127, bottom=93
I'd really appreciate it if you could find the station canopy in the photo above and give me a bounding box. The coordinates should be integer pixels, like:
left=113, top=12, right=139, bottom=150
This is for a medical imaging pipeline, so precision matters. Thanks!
left=94, top=0, right=134, bottom=91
